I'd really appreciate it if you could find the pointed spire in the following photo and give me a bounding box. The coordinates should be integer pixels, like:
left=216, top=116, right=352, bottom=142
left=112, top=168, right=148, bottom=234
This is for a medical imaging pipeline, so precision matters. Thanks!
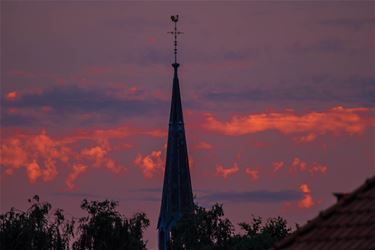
left=158, top=15, right=194, bottom=250
left=169, top=63, right=183, bottom=124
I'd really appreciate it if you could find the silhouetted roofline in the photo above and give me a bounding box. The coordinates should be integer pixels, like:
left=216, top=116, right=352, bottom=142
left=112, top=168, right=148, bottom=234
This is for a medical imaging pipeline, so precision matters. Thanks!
left=271, top=175, right=375, bottom=249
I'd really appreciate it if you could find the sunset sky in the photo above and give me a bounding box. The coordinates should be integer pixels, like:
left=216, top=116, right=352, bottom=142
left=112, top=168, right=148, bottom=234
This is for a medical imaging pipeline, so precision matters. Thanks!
left=1, top=2, right=374, bottom=249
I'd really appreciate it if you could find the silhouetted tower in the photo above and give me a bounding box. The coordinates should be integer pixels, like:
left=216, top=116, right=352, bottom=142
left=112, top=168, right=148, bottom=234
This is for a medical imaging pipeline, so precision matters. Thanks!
left=157, top=15, right=194, bottom=250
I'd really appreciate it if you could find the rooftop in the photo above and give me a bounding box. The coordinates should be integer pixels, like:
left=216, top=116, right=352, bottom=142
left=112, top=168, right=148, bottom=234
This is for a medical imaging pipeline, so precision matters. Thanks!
left=272, top=176, right=375, bottom=250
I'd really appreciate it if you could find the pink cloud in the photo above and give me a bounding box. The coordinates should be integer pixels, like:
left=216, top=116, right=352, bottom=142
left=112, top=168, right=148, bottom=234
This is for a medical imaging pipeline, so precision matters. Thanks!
left=294, top=133, right=317, bottom=143
left=26, top=161, right=42, bottom=183
left=63, top=126, right=166, bottom=144
left=134, top=150, right=164, bottom=179
left=204, top=106, right=373, bottom=141
left=1, top=130, right=69, bottom=182
left=272, top=161, right=285, bottom=174
left=308, top=162, right=328, bottom=175
left=298, top=184, right=316, bottom=209
left=215, top=163, right=240, bottom=179
left=105, top=159, right=122, bottom=175
left=42, top=158, right=58, bottom=181
left=284, top=184, right=319, bottom=210
left=105, top=85, right=146, bottom=101
left=0, top=138, right=28, bottom=171
left=80, top=145, right=124, bottom=175
left=289, top=157, right=328, bottom=176
left=5, top=91, right=17, bottom=101
left=290, top=158, right=308, bottom=173
left=141, top=129, right=167, bottom=138
left=245, top=168, right=260, bottom=181
left=65, top=164, right=88, bottom=190
left=0, top=127, right=129, bottom=187
left=81, top=146, right=107, bottom=166
left=196, top=141, right=213, bottom=150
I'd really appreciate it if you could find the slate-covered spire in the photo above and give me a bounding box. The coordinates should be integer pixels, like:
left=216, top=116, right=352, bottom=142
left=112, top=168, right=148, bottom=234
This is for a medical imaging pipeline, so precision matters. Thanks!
left=158, top=15, right=194, bottom=250
left=169, top=63, right=184, bottom=124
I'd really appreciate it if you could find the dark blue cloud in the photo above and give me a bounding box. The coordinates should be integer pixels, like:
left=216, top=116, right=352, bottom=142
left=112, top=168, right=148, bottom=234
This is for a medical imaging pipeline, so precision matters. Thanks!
left=0, top=112, right=35, bottom=127
left=2, top=85, right=169, bottom=126
left=202, top=77, right=375, bottom=108
left=199, top=190, right=303, bottom=203
left=130, top=188, right=303, bottom=203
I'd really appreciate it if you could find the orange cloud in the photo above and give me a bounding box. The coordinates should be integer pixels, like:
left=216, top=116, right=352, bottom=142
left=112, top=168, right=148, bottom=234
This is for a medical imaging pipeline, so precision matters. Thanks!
left=65, top=164, right=88, bottom=190
left=1, top=128, right=126, bottom=187
left=272, top=161, right=285, bottom=174
left=42, top=158, right=58, bottom=181
left=300, top=184, right=311, bottom=193
left=309, top=163, right=328, bottom=175
left=204, top=106, right=372, bottom=141
left=142, top=129, right=167, bottom=138
left=298, top=184, right=316, bottom=208
left=26, top=161, right=42, bottom=183
left=1, top=130, right=69, bottom=182
left=81, top=146, right=107, bottom=166
left=105, top=159, right=122, bottom=174
left=294, top=133, right=317, bottom=143
left=289, top=157, right=328, bottom=176
left=245, top=168, right=259, bottom=181
left=215, top=163, right=240, bottom=179
left=60, top=126, right=165, bottom=145
left=80, top=145, right=123, bottom=174
left=290, top=158, right=307, bottom=172
left=134, top=150, right=164, bottom=179
left=196, top=141, right=213, bottom=150
left=0, top=138, right=28, bottom=171
left=6, top=91, right=17, bottom=101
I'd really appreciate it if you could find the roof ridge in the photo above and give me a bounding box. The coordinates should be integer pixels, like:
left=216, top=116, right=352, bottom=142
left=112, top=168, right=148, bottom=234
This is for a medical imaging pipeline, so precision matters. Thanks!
left=271, top=175, right=375, bottom=249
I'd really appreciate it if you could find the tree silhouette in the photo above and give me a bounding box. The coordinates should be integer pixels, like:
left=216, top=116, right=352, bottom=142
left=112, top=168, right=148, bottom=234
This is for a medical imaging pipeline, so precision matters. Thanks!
left=231, top=216, right=291, bottom=250
left=1, top=197, right=291, bottom=250
left=170, top=203, right=234, bottom=250
left=0, top=195, right=74, bottom=250
left=170, top=203, right=291, bottom=250
left=72, top=199, right=149, bottom=250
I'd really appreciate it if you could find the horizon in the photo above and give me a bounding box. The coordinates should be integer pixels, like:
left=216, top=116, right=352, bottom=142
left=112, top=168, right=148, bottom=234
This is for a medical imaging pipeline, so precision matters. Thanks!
left=1, top=2, right=374, bottom=249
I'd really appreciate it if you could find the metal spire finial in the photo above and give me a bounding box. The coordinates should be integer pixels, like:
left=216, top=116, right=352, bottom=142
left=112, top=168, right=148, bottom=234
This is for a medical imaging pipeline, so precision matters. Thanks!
left=168, top=15, right=183, bottom=64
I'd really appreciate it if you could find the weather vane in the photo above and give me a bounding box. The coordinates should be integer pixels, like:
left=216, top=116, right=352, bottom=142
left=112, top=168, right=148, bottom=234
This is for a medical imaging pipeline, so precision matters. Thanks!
left=168, top=15, right=183, bottom=64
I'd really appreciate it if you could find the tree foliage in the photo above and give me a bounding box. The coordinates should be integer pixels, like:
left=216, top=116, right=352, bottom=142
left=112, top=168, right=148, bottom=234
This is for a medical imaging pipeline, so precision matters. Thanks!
left=0, top=195, right=74, bottom=250
left=171, top=203, right=234, bottom=250
left=1, top=196, right=291, bottom=250
left=231, top=216, right=291, bottom=250
left=73, top=199, right=149, bottom=250
left=1, top=196, right=149, bottom=250
left=171, top=203, right=292, bottom=250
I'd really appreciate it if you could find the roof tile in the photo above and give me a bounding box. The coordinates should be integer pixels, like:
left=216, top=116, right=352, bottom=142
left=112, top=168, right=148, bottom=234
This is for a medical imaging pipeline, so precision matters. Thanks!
left=271, top=176, right=375, bottom=250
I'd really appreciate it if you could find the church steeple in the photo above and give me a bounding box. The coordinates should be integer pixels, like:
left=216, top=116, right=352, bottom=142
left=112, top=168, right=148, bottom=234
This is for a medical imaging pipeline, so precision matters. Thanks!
left=158, top=15, right=194, bottom=250
left=169, top=63, right=183, bottom=124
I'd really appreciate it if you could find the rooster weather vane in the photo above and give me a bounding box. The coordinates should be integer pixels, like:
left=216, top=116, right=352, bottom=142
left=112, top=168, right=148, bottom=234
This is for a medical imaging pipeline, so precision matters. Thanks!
left=168, top=15, right=183, bottom=64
